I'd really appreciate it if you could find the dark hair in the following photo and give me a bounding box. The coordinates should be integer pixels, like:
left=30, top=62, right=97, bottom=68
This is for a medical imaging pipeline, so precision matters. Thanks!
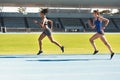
left=41, top=8, right=48, bottom=14
left=93, top=10, right=100, bottom=15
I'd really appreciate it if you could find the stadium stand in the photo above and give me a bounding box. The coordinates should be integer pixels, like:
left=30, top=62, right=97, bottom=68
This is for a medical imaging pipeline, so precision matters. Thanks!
left=0, top=10, right=120, bottom=32
left=104, top=18, right=119, bottom=32
left=113, top=18, right=120, bottom=29
left=27, top=17, right=41, bottom=32
left=48, top=18, right=64, bottom=31
left=60, top=18, right=84, bottom=32
left=80, top=18, right=91, bottom=31
left=0, top=17, right=1, bottom=30
left=4, top=17, right=25, bottom=28
left=3, top=17, right=26, bottom=32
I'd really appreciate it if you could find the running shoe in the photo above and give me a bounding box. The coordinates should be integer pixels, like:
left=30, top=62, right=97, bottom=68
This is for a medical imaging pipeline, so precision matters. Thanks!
left=93, top=50, right=99, bottom=55
left=61, top=46, right=64, bottom=53
left=110, top=52, right=115, bottom=60
left=37, top=51, right=43, bottom=55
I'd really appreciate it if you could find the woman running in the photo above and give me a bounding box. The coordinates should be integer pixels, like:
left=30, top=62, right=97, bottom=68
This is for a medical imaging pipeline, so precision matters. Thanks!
left=34, top=8, right=64, bottom=55
left=88, top=10, right=114, bottom=59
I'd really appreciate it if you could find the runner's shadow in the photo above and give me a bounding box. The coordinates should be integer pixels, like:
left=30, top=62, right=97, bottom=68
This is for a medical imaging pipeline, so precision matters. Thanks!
left=0, top=56, right=37, bottom=58
left=26, top=58, right=110, bottom=62
left=0, top=55, right=110, bottom=61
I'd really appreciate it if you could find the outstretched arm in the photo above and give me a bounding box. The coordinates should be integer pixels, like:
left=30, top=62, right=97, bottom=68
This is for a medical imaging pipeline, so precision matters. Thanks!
left=33, top=19, right=45, bottom=28
left=33, top=20, right=41, bottom=27
left=88, top=19, right=95, bottom=29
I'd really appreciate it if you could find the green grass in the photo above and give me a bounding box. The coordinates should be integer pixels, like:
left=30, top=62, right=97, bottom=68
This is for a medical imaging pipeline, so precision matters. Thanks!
left=0, top=33, right=120, bottom=55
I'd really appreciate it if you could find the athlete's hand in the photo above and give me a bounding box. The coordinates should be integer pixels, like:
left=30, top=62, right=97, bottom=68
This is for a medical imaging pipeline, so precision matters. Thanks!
left=50, top=28, right=53, bottom=32
left=102, top=27, right=105, bottom=30
left=88, top=20, right=95, bottom=29
left=33, top=20, right=38, bottom=24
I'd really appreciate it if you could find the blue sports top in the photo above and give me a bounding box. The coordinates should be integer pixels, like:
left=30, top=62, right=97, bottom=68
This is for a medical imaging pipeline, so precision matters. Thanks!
left=94, top=18, right=103, bottom=34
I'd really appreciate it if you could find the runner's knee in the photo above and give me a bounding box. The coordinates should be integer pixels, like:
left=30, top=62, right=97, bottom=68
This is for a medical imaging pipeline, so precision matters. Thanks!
left=89, top=38, right=94, bottom=43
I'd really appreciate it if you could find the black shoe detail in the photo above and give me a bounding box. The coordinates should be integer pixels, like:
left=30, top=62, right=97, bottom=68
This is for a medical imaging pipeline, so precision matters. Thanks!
left=93, top=50, right=99, bottom=55
left=110, top=53, right=115, bottom=60
left=37, top=51, right=43, bottom=55
left=61, top=46, right=64, bottom=53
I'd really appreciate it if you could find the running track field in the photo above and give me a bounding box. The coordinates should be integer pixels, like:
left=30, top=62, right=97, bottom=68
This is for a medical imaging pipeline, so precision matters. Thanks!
left=0, top=54, right=120, bottom=80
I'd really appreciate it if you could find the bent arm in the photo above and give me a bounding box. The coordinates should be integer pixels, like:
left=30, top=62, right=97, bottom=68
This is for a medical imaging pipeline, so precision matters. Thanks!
left=33, top=20, right=42, bottom=28
left=48, top=20, right=53, bottom=30
left=100, top=16, right=109, bottom=28
left=88, top=19, right=95, bottom=29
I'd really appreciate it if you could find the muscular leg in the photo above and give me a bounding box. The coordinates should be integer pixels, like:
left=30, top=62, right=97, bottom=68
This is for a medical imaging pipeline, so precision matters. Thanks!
left=89, top=33, right=101, bottom=51
left=47, top=35, right=62, bottom=48
left=38, top=33, right=46, bottom=51
left=100, top=35, right=113, bottom=53
left=100, top=35, right=114, bottom=59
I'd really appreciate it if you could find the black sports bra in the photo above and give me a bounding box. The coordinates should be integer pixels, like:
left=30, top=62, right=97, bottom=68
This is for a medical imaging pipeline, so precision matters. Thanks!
left=41, top=21, right=48, bottom=25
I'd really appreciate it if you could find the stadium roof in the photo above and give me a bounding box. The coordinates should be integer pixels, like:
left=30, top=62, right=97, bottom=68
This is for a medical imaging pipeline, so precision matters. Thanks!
left=0, top=0, right=119, bottom=8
